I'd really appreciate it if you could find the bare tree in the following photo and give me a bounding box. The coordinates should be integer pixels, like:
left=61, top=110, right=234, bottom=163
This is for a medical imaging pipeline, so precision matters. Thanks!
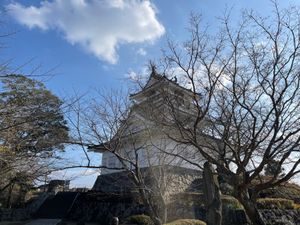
left=148, top=2, right=300, bottom=225
left=0, top=151, right=55, bottom=208
left=67, top=88, right=191, bottom=225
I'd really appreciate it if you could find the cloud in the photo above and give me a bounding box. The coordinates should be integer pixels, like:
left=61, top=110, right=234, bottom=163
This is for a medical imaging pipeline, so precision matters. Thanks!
left=137, top=48, right=147, bottom=56
left=126, top=66, right=149, bottom=82
left=6, top=0, right=165, bottom=64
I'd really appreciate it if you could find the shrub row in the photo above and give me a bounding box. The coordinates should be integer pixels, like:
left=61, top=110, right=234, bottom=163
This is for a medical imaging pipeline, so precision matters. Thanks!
left=257, top=198, right=300, bottom=209
left=164, top=219, right=206, bottom=225
left=123, top=197, right=300, bottom=225
left=123, top=215, right=206, bottom=225
left=221, top=195, right=244, bottom=210
left=123, top=214, right=154, bottom=225
left=222, top=196, right=300, bottom=210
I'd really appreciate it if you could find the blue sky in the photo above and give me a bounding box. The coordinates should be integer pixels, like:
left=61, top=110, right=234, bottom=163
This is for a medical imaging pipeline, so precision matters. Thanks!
left=2, top=0, right=300, bottom=187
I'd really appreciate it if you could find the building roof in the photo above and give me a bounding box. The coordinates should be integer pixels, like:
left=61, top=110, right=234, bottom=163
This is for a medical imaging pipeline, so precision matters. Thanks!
left=129, top=68, right=199, bottom=100
left=89, top=69, right=202, bottom=153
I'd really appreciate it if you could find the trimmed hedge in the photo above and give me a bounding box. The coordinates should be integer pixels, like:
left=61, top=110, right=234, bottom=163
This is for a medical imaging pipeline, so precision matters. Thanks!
left=257, top=198, right=296, bottom=209
left=221, top=195, right=244, bottom=210
left=123, top=214, right=154, bottom=225
left=164, top=219, right=206, bottom=225
left=223, top=196, right=300, bottom=210
left=123, top=216, right=206, bottom=225
left=259, top=183, right=300, bottom=203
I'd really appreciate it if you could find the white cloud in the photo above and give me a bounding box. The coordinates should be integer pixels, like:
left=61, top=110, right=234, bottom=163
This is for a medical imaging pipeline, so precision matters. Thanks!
left=126, top=66, right=149, bottom=82
left=6, top=0, right=165, bottom=64
left=127, top=70, right=139, bottom=81
left=137, top=48, right=147, bottom=56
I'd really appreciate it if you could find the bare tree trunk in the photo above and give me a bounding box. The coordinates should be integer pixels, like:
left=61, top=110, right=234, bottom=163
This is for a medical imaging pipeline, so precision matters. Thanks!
left=235, top=190, right=263, bottom=225
left=161, top=201, right=167, bottom=224
left=145, top=203, right=163, bottom=225
left=6, top=182, right=15, bottom=209
left=17, top=185, right=27, bottom=207
left=137, top=187, right=163, bottom=225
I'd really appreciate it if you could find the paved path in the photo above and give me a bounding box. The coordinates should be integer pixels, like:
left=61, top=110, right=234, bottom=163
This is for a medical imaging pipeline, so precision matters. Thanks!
left=25, top=219, right=61, bottom=225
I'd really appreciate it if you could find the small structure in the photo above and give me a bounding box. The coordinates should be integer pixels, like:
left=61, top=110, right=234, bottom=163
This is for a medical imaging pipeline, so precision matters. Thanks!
left=37, top=180, right=70, bottom=193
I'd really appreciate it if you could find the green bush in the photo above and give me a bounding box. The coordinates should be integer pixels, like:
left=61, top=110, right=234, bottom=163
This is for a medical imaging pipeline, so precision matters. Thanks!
left=222, top=195, right=244, bottom=210
left=124, top=214, right=154, bottom=225
left=259, top=183, right=300, bottom=203
left=164, top=219, right=206, bottom=225
left=257, top=198, right=295, bottom=209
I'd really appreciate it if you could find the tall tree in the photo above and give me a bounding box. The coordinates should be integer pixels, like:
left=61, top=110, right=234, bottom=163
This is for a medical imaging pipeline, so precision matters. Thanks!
left=0, top=75, right=69, bottom=206
left=0, top=75, right=68, bottom=156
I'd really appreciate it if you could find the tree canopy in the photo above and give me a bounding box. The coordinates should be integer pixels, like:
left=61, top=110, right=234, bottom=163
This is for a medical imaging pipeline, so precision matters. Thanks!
left=0, top=75, right=69, bottom=157
left=0, top=75, right=69, bottom=207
